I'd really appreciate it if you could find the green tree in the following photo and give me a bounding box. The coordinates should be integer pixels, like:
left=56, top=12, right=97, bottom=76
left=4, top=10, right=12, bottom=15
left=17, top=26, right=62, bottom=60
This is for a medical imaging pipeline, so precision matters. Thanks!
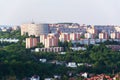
left=37, top=42, right=44, bottom=48
left=80, top=35, right=85, bottom=39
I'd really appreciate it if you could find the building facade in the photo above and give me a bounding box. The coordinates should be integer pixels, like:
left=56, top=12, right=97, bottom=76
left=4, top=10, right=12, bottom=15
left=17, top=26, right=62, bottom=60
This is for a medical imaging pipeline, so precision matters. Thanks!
left=21, top=23, right=49, bottom=36
left=99, top=32, right=109, bottom=39
left=26, top=38, right=39, bottom=48
left=110, top=32, right=120, bottom=39
left=40, top=34, right=59, bottom=48
left=70, top=33, right=81, bottom=41
left=59, top=33, right=70, bottom=42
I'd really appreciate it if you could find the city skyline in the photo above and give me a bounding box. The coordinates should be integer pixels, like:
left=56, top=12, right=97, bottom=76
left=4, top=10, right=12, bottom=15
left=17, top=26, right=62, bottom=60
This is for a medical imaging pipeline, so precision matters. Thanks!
left=0, top=0, right=120, bottom=25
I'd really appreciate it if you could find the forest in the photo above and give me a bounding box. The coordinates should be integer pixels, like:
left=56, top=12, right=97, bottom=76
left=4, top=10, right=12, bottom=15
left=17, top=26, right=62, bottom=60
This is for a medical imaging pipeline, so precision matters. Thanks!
left=0, top=30, right=120, bottom=80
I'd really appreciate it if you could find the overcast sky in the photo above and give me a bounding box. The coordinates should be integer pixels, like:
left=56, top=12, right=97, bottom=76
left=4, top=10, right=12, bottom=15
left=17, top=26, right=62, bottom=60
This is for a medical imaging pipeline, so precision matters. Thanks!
left=0, top=0, right=120, bottom=25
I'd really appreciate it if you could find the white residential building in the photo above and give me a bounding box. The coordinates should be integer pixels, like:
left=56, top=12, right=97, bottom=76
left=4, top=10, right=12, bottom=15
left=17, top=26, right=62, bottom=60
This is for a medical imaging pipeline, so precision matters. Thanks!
left=67, top=62, right=77, bottom=68
left=85, top=33, right=92, bottom=39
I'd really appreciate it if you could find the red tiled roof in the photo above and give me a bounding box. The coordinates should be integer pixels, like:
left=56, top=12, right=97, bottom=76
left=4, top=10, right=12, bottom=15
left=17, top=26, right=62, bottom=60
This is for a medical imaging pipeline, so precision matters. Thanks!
left=85, top=74, right=112, bottom=80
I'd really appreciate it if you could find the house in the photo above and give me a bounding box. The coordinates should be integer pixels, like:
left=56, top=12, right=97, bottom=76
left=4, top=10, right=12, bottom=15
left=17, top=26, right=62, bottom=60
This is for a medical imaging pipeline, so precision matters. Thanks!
left=58, top=52, right=66, bottom=54
left=77, top=63, right=84, bottom=66
left=89, top=39, right=95, bottom=44
left=44, top=78, right=53, bottom=80
left=39, top=59, right=47, bottom=63
left=70, top=47, right=86, bottom=51
left=30, top=75, right=40, bottom=80
left=81, top=72, right=88, bottom=78
left=67, top=62, right=77, bottom=68
left=35, top=47, right=64, bottom=52
left=53, top=75, right=61, bottom=79
left=86, top=74, right=112, bottom=80
left=0, top=38, right=19, bottom=43
left=55, top=61, right=65, bottom=65
left=113, top=73, right=120, bottom=80
left=106, top=45, right=120, bottom=51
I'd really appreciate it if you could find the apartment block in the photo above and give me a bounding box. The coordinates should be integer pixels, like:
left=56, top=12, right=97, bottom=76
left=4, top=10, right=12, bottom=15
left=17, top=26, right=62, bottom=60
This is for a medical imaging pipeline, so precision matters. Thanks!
left=84, top=33, right=92, bottom=39
left=111, top=32, right=120, bottom=39
left=45, top=35, right=58, bottom=48
left=21, top=23, right=49, bottom=36
left=26, top=38, right=39, bottom=48
left=70, top=33, right=81, bottom=40
left=40, top=34, right=47, bottom=45
left=99, top=32, right=109, bottom=39
left=86, top=27, right=97, bottom=34
left=40, top=33, right=59, bottom=48
left=59, top=33, right=70, bottom=42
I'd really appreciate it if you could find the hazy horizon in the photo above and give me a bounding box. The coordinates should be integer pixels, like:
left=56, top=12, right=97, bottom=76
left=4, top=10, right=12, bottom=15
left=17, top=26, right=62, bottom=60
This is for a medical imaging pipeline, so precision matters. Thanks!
left=0, top=0, right=120, bottom=25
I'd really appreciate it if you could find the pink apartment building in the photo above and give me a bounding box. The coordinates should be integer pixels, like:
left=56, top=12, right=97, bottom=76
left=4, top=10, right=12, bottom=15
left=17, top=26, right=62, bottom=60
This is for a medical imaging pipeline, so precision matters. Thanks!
left=40, top=34, right=47, bottom=45
left=45, top=35, right=58, bottom=48
left=26, top=38, right=38, bottom=48
left=59, top=32, right=82, bottom=42
left=70, top=33, right=81, bottom=40
left=40, top=34, right=59, bottom=48
left=59, top=33, right=70, bottom=42
left=110, top=32, right=120, bottom=39
left=99, top=32, right=109, bottom=39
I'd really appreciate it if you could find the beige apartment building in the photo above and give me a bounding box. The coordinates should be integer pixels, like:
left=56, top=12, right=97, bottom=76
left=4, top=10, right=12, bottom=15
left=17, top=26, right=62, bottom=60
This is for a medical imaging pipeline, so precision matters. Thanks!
left=21, top=23, right=49, bottom=36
